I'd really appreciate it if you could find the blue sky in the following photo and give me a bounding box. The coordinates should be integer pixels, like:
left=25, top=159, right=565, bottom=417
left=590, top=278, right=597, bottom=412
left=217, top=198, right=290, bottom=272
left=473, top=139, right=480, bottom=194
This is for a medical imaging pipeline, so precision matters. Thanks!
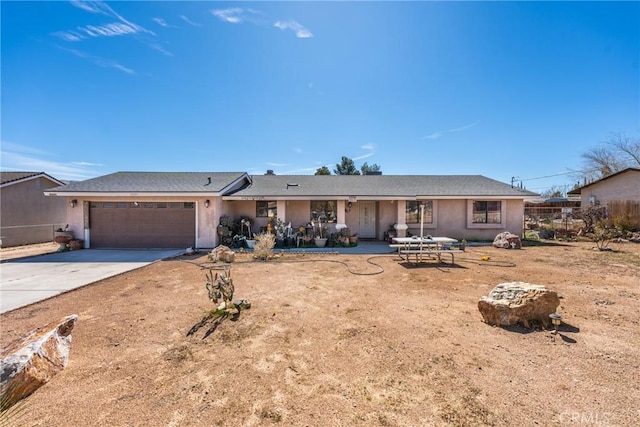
left=1, top=1, right=638, bottom=195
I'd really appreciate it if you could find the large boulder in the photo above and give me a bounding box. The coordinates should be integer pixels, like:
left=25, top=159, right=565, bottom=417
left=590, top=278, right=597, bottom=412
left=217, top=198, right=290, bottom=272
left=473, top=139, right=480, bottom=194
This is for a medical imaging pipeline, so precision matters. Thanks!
left=478, top=282, right=560, bottom=328
left=1, top=315, right=78, bottom=410
left=493, top=231, right=522, bottom=249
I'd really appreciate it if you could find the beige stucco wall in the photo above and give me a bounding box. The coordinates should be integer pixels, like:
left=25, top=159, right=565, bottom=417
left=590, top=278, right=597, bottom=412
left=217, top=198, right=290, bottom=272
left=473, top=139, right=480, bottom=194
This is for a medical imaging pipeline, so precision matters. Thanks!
left=60, top=195, right=527, bottom=248
left=579, top=170, right=640, bottom=206
left=1, top=177, right=68, bottom=247
left=64, top=196, right=215, bottom=248
left=204, top=197, right=327, bottom=246
left=377, top=201, right=397, bottom=239
left=219, top=200, right=317, bottom=237
left=403, top=199, right=525, bottom=241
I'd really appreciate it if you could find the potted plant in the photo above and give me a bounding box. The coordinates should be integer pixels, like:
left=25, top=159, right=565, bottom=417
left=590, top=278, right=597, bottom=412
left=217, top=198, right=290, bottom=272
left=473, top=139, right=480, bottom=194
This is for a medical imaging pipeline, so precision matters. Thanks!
left=337, top=227, right=351, bottom=246
left=217, top=215, right=234, bottom=246
left=313, top=219, right=328, bottom=247
left=231, top=234, right=247, bottom=249
left=54, top=225, right=74, bottom=251
left=241, top=218, right=256, bottom=249
left=270, top=218, right=288, bottom=248
left=349, top=233, right=358, bottom=245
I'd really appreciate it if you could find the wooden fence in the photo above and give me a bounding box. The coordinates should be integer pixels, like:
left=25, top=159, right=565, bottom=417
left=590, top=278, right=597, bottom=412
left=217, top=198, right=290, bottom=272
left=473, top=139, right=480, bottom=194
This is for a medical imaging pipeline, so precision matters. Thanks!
left=607, top=200, right=640, bottom=230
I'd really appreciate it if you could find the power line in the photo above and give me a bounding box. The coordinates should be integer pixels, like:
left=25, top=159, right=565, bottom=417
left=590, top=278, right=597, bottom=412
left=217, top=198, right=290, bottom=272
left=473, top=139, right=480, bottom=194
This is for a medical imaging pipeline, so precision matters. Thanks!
left=518, top=168, right=597, bottom=182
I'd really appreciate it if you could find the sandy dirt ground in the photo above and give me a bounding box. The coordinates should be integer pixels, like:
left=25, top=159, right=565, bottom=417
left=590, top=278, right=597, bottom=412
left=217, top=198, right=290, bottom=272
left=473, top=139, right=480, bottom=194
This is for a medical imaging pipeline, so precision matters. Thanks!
left=1, top=240, right=639, bottom=426
left=0, top=242, right=59, bottom=261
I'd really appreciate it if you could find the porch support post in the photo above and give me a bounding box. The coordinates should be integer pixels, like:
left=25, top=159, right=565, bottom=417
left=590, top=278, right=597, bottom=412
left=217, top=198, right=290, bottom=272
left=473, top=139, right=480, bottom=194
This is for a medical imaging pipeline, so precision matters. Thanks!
left=277, top=200, right=287, bottom=222
left=335, top=200, right=347, bottom=231
left=83, top=200, right=90, bottom=248
left=395, top=200, right=408, bottom=237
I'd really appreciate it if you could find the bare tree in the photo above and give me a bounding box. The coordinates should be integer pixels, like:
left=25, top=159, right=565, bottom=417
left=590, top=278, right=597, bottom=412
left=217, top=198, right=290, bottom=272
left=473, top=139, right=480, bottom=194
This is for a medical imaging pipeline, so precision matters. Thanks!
left=540, top=186, right=564, bottom=199
left=572, top=205, right=607, bottom=233
left=581, top=132, right=640, bottom=180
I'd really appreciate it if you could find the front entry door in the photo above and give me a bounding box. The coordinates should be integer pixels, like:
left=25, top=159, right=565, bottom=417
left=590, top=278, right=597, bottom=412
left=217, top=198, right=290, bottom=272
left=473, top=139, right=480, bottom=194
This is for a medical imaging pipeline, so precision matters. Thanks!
left=358, top=201, right=376, bottom=239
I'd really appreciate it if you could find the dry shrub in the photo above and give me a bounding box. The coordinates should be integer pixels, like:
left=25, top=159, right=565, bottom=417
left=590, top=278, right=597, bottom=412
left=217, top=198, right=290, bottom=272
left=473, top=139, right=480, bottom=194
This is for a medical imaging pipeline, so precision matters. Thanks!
left=614, top=213, right=637, bottom=233
left=253, top=232, right=275, bottom=260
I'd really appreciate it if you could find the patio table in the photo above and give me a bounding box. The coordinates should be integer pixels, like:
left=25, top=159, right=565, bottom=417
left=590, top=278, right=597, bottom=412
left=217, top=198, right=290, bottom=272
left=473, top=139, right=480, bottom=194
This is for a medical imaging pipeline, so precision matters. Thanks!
left=390, top=236, right=461, bottom=264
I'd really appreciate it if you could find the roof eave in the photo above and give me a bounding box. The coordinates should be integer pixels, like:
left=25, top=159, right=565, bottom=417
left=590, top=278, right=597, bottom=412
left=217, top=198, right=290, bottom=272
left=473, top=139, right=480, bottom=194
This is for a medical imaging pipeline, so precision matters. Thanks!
left=44, top=191, right=222, bottom=197
left=1, top=173, right=65, bottom=188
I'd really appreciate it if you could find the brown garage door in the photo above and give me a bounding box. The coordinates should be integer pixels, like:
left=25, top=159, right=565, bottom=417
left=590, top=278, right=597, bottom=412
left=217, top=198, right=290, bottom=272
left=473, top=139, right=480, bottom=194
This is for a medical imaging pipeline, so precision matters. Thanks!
left=90, top=201, right=195, bottom=248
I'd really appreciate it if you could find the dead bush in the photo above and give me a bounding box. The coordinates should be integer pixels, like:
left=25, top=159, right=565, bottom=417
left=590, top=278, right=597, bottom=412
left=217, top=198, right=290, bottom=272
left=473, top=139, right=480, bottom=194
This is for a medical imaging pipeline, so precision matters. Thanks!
left=253, top=232, right=275, bottom=260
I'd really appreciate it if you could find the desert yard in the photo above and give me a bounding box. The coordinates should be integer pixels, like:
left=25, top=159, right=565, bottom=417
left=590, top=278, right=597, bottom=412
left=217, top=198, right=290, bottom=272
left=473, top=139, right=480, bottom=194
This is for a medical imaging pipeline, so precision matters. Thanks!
left=1, top=241, right=639, bottom=426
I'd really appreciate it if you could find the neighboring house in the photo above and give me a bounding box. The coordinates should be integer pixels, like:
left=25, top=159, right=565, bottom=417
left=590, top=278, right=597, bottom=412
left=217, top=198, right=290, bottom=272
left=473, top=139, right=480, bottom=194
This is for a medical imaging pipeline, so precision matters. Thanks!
left=568, top=168, right=640, bottom=226
left=45, top=171, right=538, bottom=249
left=0, top=171, right=68, bottom=247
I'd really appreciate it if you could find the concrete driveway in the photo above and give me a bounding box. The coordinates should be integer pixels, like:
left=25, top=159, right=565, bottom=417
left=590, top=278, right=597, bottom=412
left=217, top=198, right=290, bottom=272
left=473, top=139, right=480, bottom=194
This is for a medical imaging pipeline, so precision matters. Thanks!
left=0, top=249, right=184, bottom=314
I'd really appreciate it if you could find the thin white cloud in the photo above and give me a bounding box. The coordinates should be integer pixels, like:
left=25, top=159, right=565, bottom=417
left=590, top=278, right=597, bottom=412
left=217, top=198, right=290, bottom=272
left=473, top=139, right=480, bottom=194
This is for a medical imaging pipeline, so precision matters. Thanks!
left=1, top=143, right=101, bottom=181
left=65, top=0, right=155, bottom=40
left=361, top=144, right=374, bottom=150
left=147, top=43, right=173, bottom=57
left=284, top=166, right=319, bottom=174
left=212, top=7, right=243, bottom=24
left=423, top=131, right=443, bottom=140
left=80, top=23, right=142, bottom=37
left=292, top=147, right=303, bottom=154
left=179, top=15, right=202, bottom=27
left=211, top=7, right=261, bottom=24
left=1, top=141, right=49, bottom=156
left=72, top=161, right=103, bottom=167
left=274, top=20, right=313, bottom=38
left=423, top=120, right=480, bottom=140
left=100, top=61, right=135, bottom=74
left=152, top=18, right=171, bottom=28
left=52, top=31, right=84, bottom=42
left=266, top=162, right=287, bottom=167
left=353, top=152, right=375, bottom=161
left=59, top=46, right=135, bottom=74
left=211, top=8, right=312, bottom=39
left=70, top=0, right=108, bottom=15
left=449, top=120, right=480, bottom=133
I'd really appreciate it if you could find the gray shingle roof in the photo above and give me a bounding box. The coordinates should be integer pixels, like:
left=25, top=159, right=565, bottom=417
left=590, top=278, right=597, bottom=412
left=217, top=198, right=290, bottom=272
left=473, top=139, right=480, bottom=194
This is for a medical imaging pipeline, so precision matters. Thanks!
left=42, top=171, right=538, bottom=198
left=47, top=172, right=248, bottom=193
left=228, top=174, right=539, bottom=198
left=0, top=171, right=64, bottom=186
